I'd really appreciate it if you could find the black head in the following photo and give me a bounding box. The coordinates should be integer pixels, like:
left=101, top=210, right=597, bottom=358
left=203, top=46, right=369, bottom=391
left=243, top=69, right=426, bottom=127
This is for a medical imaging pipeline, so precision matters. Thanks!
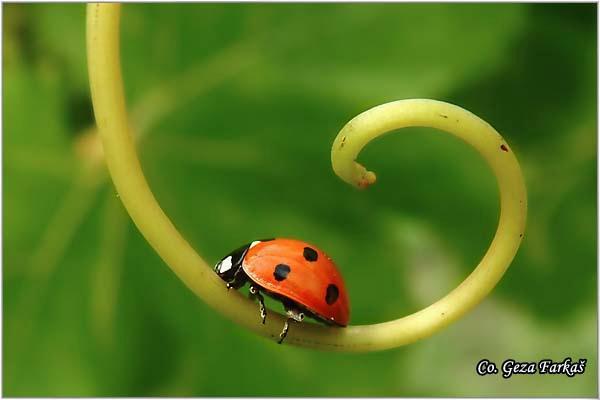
left=214, top=243, right=250, bottom=283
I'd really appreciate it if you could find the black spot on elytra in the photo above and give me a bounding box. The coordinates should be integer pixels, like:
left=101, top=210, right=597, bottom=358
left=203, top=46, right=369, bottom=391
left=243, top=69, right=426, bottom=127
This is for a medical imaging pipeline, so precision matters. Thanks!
left=303, top=247, right=318, bottom=262
left=325, top=284, right=339, bottom=305
left=500, top=144, right=509, bottom=152
left=273, top=264, right=291, bottom=281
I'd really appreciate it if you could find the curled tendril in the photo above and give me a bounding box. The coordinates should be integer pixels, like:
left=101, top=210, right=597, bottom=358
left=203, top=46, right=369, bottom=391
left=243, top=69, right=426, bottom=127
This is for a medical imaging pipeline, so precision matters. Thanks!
left=87, top=4, right=527, bottom=352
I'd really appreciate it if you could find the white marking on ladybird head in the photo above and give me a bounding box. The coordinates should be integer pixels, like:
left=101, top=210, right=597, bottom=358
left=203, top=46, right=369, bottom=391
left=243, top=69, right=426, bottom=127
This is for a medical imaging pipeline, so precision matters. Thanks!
left=249, top=240, right=261, bottom=249
left=217, top=256, right=233, bottom=273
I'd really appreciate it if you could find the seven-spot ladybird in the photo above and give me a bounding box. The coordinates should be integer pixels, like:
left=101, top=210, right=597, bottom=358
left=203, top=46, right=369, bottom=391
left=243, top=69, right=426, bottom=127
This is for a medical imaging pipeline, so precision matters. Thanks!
left=214, top=238, right=350, bottom=343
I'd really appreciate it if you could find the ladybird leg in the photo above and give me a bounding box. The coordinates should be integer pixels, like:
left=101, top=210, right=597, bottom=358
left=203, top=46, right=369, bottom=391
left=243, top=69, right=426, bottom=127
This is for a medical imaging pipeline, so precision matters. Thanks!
left=249, top=285, right=267, bottom=324
left=278, top=307, right=305, bottom=344
left=278, top=318, right=290, bottom=344
left=287, top=308, right=305, bottom=323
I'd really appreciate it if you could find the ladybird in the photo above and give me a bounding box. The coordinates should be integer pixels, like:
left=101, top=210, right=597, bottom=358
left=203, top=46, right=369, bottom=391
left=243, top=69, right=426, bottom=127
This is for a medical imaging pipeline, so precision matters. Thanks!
left=214, top=238, right=350, bottom=343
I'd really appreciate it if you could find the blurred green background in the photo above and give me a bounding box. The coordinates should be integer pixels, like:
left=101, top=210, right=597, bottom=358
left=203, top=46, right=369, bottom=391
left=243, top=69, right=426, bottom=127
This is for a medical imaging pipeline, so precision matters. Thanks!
left=3, top=3, right=597, bottom=397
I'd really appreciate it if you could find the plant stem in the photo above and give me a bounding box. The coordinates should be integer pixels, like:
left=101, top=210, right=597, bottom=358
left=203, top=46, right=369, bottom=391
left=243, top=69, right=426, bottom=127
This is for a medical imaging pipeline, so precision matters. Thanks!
left=87, top=4, right=526, bottom=351
left=87, top=3, right=291, bottom=345
left=331, top=99, right=527, bottom=350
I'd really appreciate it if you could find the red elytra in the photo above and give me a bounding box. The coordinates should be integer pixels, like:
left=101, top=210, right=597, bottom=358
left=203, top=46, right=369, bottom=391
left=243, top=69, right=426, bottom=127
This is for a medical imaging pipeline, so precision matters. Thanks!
left=214, top=238, right=350, bottom=343
left=243, top=238, right=350, bottom=326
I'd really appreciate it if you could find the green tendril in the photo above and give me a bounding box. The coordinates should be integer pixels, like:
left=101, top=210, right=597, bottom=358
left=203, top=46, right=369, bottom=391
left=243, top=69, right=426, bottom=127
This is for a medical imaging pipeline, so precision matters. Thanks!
left=87, top=4, right=527, bottom=352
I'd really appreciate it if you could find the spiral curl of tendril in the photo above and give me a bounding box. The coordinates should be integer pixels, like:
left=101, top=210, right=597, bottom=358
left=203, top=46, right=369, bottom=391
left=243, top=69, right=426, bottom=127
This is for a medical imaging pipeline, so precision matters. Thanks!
left=87, top=3, right=527, bottom=352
